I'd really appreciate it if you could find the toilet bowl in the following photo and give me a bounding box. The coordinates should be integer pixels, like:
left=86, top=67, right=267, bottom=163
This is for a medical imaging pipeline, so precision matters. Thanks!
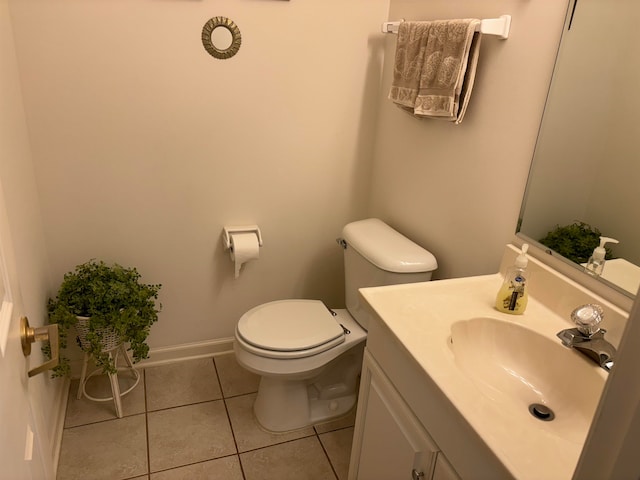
left=234, top=300, right=366, bottom=431
left=234, top=218, right=437, bottom=432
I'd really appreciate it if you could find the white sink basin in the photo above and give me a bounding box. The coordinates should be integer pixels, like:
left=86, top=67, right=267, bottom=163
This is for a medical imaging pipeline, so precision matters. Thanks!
left=449, top=316, right=605, bottom=443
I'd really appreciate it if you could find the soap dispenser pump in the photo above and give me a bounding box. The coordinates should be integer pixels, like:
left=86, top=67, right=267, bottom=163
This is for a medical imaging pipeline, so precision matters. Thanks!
left=585, top=236, right=618, bottom=277
left=495, top=244, right=529, bottom=315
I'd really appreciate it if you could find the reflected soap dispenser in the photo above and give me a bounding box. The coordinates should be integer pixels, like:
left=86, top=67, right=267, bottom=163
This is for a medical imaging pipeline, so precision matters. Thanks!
left=585, top=236, right=618, bottom=277
left=495, top=244, right=529, bottom=315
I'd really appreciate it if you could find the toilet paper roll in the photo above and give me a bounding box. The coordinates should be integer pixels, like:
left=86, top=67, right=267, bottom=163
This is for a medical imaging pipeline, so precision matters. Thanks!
left=230, top=232, right=260, bottom=278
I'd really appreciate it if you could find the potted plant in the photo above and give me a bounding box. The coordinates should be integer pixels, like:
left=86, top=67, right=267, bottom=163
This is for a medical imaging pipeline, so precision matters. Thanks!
left=538, top=221, right=614, bottom=264
left=46, top=260, right=161, bottom=377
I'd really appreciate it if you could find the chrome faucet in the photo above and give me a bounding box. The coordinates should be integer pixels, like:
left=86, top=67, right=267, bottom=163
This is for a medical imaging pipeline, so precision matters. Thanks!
left=557, top=304, right=616, bottom=371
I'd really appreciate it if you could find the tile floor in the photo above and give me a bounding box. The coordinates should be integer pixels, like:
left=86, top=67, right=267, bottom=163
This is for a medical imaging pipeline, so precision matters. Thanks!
left=57, top=354, right=355, bottom=480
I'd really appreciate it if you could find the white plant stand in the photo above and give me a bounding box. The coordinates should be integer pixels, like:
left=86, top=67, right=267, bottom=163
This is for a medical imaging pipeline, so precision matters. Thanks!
left=75, top=318, right=141, bottom=418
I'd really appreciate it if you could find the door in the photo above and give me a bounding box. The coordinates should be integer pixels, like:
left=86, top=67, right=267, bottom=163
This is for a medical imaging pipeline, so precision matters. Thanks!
left=0, top=180, right=50, bottom=479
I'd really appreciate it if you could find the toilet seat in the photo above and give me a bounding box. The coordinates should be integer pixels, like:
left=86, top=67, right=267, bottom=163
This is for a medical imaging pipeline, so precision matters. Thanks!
left=236, top=300, right=345, bottom=359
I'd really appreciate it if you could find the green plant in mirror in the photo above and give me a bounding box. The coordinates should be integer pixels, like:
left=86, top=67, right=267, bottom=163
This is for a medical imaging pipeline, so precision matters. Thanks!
left=45, top=260, right=161, bottom=377
left=539, top=221, right=614, bottom=265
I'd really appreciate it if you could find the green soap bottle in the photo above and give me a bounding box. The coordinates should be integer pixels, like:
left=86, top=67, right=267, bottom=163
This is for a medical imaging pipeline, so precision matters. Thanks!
left=495, top=244, right=529, bottom=314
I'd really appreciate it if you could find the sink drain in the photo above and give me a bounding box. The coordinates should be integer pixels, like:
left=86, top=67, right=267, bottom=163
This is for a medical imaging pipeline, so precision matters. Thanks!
left=528, top=403, right=555, bottom=421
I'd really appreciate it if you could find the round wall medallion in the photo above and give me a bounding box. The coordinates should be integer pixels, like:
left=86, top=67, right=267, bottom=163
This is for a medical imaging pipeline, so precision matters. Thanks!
left=201, top=16, right=242, bottom=60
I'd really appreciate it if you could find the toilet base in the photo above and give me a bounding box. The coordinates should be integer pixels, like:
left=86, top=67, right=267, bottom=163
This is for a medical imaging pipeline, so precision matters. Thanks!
left=253, top=344, right=364, bottom=432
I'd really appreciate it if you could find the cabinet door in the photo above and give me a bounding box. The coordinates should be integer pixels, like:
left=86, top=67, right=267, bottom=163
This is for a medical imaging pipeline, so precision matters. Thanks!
left=433, top=454, right=461, bottom=480
left=351, top=351, right=437, bottom=480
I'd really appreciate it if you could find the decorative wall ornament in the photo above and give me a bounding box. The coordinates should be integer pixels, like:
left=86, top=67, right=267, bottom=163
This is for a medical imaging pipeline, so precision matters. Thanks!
left=201, top=16, right=242, bottom=60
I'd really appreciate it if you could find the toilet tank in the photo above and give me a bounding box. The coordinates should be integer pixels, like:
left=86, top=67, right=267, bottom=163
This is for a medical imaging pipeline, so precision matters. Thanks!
left=341, top=218, right=438, bottom=331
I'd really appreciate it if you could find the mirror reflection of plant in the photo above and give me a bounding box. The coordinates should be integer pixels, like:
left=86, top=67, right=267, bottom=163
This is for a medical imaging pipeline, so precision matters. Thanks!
left=539, top=221, right=615, bottom=264
left=45, top=260, right=161, bottom=377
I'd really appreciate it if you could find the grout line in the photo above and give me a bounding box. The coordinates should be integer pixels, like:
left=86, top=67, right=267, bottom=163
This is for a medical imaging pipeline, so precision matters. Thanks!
left=223, top=391, right=260, bottom=400
left=212, top=356, right=247, bottom=480
left=63, top=413, right=140, bottom=430
left=146, top=453, right=241, bottom=476
left=143, top=370, right=151, bottom=477
left=145, top=397, right=226, bottom=414
left=316, top=434, right=340, bottom=480
left=236, top=432, right=320, bottom=455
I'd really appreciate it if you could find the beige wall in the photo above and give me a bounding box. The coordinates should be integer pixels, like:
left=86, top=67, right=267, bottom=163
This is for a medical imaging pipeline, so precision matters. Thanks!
left=368, top=0, right=570, bottom=279
left=9, top=0, right=573, bottom=349
left=0, top=0, right=60, bottom=468
left=9, top=0, right=390, bottom=347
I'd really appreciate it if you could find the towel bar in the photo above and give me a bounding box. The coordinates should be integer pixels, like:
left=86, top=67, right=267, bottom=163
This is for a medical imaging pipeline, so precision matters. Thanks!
left=382, top=15, right=511, bottom=39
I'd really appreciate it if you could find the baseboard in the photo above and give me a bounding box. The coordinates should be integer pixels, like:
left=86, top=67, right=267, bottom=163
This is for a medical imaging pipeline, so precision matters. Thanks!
left=137, top=337, right=235, bottom=368
left=50, top=377, right=70, bottom=479
left=67, top=337, right=235, bottom=377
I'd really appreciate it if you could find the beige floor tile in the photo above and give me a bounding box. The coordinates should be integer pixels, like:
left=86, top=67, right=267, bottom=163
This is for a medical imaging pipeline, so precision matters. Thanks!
left=145, top=358, right=222, bottom=411
left=225, top=393, right=315, bottom=453
left=65, top=371, right=146, bottom=428
left=57, top=414, right=147, bottom=480
left=147, top=400, right=236, bottom=472
left=149, top=456, right=244, bottom=480
left=319, top=427, right=355, bottom=480
left=241, top=436, right=337, bottom=480
left=214, top=352, right=260, bottom=397
left=314, top=408, right=356, bottom=434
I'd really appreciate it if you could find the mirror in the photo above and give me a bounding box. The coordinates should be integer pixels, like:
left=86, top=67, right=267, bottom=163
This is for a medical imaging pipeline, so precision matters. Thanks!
left=201, top=16, right=242, bottom=60
left=517, top=0, right=640, bottom=297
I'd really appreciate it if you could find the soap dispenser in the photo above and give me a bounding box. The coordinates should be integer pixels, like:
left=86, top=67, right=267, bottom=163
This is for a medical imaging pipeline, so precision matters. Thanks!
left=495, top=244, right=529, bottom=315
left=585, top=236, right=618, bottom=277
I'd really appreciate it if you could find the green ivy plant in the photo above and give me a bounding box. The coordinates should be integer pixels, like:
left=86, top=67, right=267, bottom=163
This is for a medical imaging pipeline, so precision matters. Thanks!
left=46, top=260, right=161, bottom=377
left=538, top=221, right=614, bottom=264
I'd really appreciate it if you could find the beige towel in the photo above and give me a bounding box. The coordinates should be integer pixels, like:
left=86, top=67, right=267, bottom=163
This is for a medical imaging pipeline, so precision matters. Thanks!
left=388, top=19, right=481, bottom=124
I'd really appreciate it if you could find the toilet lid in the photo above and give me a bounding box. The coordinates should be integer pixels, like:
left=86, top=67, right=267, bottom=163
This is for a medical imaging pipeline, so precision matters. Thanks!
left=237, top=299, right=345, bottom=353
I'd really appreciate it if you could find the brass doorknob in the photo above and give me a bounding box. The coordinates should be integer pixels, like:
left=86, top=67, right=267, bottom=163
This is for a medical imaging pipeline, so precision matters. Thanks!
left=20, top=317, right=59, bottom=377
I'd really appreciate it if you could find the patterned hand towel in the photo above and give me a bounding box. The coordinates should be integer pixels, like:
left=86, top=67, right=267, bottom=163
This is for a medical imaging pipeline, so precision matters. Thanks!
left=388, top=19, right=481, bottom=124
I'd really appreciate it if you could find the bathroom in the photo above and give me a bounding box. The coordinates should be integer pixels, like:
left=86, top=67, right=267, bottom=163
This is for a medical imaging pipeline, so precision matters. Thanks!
left=1, top=0, right=639, bottom=478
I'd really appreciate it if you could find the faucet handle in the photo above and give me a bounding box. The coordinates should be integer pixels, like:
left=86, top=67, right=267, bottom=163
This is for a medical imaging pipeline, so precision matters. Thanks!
left=571, top=304, right=604, bottom=336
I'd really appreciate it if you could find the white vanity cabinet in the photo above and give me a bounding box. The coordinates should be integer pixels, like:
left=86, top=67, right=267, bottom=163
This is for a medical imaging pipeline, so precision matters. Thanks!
left=349, top=349, right=460, bottom=480
left=348, top=250, right=621, bottom=479
left=432, top=456, right=460, bottom=480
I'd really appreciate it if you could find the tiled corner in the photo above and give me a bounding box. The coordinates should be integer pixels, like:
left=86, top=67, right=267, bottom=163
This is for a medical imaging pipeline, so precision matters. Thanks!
left=214, top=352, right=260, bottom=397
left=145, top=358, right=222, bottom=411
left=57, top=414, right=147, bottom=480
left=319, top=427, right=355, bottom=480
left=147, top=400, right=236, bottom=472
left=225, top=393, right=315, bottom=453
left=64, top=371, right=146, bottom=428
left=149, top=456, right=244, bottom=480
left=240, top=436, right=337, bottom=480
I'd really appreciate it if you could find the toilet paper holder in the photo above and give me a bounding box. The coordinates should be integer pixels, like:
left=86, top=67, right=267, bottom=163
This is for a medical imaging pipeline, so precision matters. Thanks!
left=223, top=225, right=263, bottom=251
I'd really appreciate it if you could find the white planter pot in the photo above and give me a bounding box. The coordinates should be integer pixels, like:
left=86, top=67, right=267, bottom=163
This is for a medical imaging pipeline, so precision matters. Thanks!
left=74, top=315, right=122, bottom=352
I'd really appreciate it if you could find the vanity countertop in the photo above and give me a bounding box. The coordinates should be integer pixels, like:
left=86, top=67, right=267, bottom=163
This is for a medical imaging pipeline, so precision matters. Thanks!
left=360, top=272, right=610, bottom=480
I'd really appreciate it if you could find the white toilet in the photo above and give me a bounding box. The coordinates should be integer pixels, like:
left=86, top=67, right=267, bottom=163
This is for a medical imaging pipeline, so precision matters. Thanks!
left=234, top=218, right=437, bottom=432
